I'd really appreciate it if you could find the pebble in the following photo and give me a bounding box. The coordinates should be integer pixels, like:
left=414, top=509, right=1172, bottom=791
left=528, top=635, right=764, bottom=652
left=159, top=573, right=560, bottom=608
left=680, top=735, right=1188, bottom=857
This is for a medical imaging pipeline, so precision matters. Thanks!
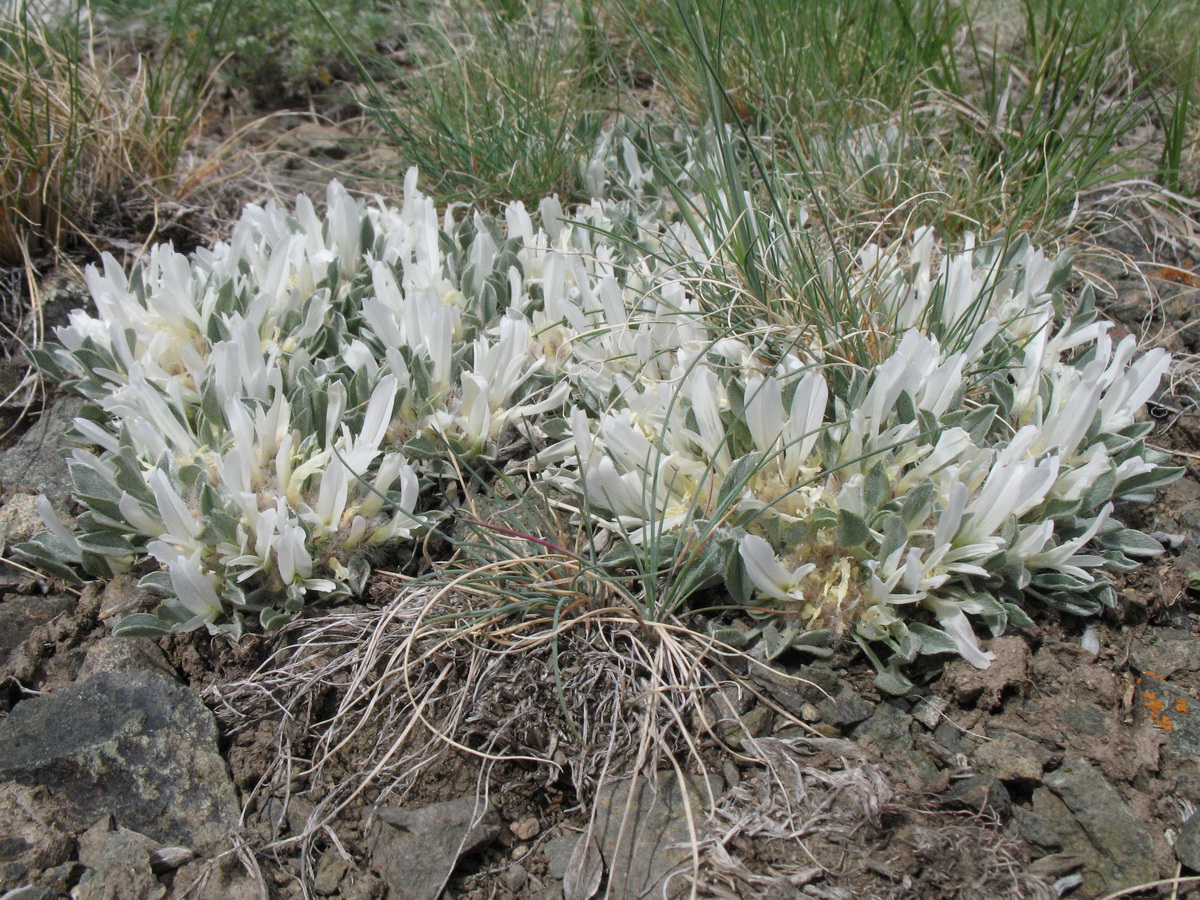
left=1131, top=638, right=1200, bottom=680
left=819, top=686, right=874, bottom=728
left=973, top=729, right=1048, bottom=783
left=912, top=695, right=949, bottom=729
left=313, top=847, right=349, bottom=895
left=503, top=863, right=528, bottom=892
left=510, top=817, right=539, bottom=841
left=718, top=705, right=774, bottom=750
left=941, top=774, right=1012, bottom=821
left=1012, top=807, right=1062, bottom=850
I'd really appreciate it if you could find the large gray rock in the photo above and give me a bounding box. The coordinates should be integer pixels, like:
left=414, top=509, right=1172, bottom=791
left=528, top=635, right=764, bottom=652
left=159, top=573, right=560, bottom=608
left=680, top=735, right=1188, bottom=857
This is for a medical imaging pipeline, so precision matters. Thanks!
left=0, top=399, right=82, bottom=506
left=0, top=670, right=239, bottom=855
left=1043, top=757, right=1155, bottom=889
left=368, top=796, right=499, bottom=900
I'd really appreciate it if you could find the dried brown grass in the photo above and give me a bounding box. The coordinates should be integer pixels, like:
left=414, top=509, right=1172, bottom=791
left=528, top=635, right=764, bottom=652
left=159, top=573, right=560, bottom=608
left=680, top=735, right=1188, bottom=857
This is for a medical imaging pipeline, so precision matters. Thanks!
left=0, top=13, right=217, bottom=265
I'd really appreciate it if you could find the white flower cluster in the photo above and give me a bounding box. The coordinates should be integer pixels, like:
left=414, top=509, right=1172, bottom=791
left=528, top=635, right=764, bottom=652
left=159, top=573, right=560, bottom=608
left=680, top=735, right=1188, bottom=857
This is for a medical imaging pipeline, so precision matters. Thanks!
left=25, top=174, right=575, bottom=635
left=22, top=162, right=1178, bottom=685
left=568, top=224, right=1177, bottom=687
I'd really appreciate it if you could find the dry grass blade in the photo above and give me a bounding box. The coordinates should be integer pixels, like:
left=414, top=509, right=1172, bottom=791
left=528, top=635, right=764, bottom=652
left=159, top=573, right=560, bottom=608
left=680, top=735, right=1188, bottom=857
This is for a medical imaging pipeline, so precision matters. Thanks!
left=562, top=832, right=603, bottom=900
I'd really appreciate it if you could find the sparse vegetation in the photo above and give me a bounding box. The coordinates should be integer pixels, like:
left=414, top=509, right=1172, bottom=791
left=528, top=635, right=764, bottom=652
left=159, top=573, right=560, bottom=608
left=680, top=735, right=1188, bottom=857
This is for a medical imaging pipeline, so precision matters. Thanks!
left=2, top=0, right=1199, bottom=896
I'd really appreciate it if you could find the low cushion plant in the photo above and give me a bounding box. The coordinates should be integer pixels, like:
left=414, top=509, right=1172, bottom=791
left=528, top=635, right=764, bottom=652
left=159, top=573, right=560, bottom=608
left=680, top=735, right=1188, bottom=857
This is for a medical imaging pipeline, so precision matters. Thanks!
left=19, top=153, right=1179, bottom=690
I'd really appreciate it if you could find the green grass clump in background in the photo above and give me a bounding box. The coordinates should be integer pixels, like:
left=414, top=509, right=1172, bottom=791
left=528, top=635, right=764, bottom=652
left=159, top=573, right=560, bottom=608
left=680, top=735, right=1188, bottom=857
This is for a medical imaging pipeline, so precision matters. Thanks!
left=610, top=0, right=1199, bottom=243
left=349, top=0, right=613, bottom=207
left=84, top=0, right=404, bottom=103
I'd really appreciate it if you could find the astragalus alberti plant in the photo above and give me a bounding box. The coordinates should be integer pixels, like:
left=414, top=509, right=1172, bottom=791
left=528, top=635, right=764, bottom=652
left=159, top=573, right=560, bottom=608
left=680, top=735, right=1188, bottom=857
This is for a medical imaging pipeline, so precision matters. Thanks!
left=19, top=160, right=1179, bottom=689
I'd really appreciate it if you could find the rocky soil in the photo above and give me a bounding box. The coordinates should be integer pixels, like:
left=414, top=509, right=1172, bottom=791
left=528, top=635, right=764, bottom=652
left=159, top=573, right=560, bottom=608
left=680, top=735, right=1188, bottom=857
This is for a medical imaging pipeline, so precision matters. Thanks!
left=0, top=125, right=1199, bottom=900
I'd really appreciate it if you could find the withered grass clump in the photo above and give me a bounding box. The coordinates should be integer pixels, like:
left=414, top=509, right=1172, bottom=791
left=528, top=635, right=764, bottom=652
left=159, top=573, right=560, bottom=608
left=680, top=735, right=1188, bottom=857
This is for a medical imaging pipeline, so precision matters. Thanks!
left=0, top=11, right=214, bottom=265
left=205, top=546, right=1057, bottom=899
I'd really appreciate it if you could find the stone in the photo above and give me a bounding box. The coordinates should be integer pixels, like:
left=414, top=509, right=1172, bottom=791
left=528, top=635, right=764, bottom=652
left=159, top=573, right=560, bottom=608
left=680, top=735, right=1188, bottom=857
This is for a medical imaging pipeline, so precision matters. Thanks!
left=932, top=718, right=967, bottom=755
left=0, top=399, right=83, bottom=507
left=75, top=635, right=175, bottom=681
left=751, top=663, right=840, bottom=716
left=1063, top=705, right=1110, bottom=737
left=149, top=848, right=195, bottom=875
left=0, top=783, right=75, bottom=886
left=1043, top=758, right=1155, bottom=888
left=96, top=575, right=156, bottom=629
left=717, top=705, right=774, bottom=750
left=312, top=847, right=348, bottom=895
left=279, top=123, right=354, bottom=160
left=973, top=728, right=1048, bottom=783
left=1012, top=807, right=1062, bottom=850
left=0, top=595, right=75, bottom=669
left=912, top=695, right=949, bottom=729
left=1135, top=672, right=1200, bottom=756
left=367, top=796, right=499, bottom=900
left=0, top=494, right=47, bottom=546
left=1131, top=638, right=1200, bottom=680
left=166, top=856, right=263, bottom=900
left=853, top=703, right=914, bottom=755
left=510, top=817, right=540, bottom=841
left=0, top=887, right=55, bottom=900
left=72, top=819, right=165, bottom=900
left=942, top=636, right=1028, bottom=710
left=0, top=670, right=239, bottom=854
left=581, top=770, right=713, bottom=900
left=504, top=862, right=528, bottom=892
left=543, top=833, right=577, bottom=880
left=339, top=872, right=385, bottom=900
left=284, top=796, right=316, bottom=837
left=940, top=774, right=1012, bottom=821
left=1177, top=810, right=1200, bottom=872
left=36, top=861, right=83, bottom=895
left=818, top=685, right=874, bottom=728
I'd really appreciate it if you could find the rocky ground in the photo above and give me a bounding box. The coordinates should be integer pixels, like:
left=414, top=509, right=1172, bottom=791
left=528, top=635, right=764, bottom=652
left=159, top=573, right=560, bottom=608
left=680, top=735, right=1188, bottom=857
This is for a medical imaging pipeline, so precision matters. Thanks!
left=1, top=124, right=1199, bottom=900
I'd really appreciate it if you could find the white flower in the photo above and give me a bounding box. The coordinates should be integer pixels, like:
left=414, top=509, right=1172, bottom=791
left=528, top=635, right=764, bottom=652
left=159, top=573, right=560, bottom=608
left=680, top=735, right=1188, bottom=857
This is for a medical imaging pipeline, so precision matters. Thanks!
left=739, top=534, right=816, bottom=605
left=166, top=555, right=225, bottom=633
left=1024, top=503, right=1112, bottom=581
left=965, top=453, right=1059, bottom=541
left=925, top=597, right=995, bottom=669
left=149, top=469, right=201, bottom=550
left=276, top=522, right=313, bottom=585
